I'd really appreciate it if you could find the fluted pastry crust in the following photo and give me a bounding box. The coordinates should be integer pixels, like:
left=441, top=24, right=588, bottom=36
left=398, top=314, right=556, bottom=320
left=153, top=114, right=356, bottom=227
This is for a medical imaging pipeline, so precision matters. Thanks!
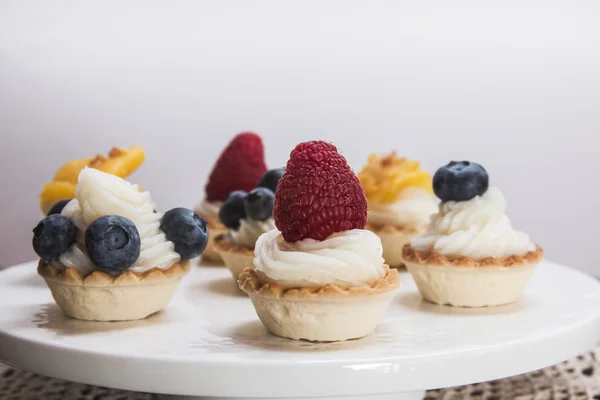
left=239, top=265, right=399, bottom=299
left=38, top=260, right=190, bottom=287
left=195, top=211, right=225, bottom=230
left=214, top=233, right=254, bottom=255
left=366, top=221, right=426, bottom=234
left=402, top=244, right=544, bottom=268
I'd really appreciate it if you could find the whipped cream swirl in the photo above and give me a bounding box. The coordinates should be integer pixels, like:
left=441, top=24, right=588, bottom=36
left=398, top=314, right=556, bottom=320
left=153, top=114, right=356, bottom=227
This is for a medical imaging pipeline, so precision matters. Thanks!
left=254, top=229, right=386, bottom=288
left=195, top=199, right=221, bottom=221
left=368, top=188, right=438, bottom=227
left=410, top=187, right=536, bottom=259
left=231, top=218, right=276, bottom=248
left=56, top=168, right=180, bottom=275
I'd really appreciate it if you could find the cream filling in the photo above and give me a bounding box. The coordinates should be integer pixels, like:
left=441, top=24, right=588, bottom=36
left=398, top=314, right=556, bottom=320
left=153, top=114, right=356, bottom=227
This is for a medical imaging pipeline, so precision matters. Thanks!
left=254, top=229, right=385, bottom=289
left=230, top=218, right=276, bottom=248
left=195, top=199, right=221, bottom=220
left=368, top=188, right=437, bottom=227
left=55, top=168, right=180, bottom=275
left=410, top=187, right=536, bottom=259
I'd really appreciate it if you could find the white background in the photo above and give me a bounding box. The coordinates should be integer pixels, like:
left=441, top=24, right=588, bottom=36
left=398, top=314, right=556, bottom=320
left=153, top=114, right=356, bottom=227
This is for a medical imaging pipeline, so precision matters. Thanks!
left=0, top=2, right=598, bottom=274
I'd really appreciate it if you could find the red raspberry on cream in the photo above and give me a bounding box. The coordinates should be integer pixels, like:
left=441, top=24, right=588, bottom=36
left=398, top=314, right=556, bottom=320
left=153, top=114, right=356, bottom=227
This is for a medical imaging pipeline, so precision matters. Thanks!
left=274, top=141, right=368, bottom=242
left=205, top=132, right=267, bottom=202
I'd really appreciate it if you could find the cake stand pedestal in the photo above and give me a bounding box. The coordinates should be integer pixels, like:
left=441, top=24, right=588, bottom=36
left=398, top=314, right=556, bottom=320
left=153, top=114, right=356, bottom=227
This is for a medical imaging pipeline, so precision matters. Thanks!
left=158, top=394, right=423, bottom=400
left=1, top=260, right=599, bottom=399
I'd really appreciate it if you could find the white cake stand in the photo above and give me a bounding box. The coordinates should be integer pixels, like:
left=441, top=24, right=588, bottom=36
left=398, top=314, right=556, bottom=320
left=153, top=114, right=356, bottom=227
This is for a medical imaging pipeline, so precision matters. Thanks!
left=0, top=260, right=599, bottom=400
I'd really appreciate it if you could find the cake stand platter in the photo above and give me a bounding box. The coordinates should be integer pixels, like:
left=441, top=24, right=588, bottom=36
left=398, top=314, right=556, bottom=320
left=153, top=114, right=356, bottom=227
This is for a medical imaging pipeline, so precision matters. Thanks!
left=1, top=260, right=600, bottom=400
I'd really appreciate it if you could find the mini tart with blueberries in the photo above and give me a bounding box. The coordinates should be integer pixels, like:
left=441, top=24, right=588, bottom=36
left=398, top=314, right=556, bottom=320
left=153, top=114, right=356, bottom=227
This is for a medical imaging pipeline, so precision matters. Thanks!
left=358, top=152, right=437, bottom=268
left=195, top=132, right=268, bottom=262
left=214, top=169, right=282, bottom=282
left=402, top=161, right=544, bottom=308
left=33, top=168, right=209, bottom=321
left=239, top=141, right=400, bottom=342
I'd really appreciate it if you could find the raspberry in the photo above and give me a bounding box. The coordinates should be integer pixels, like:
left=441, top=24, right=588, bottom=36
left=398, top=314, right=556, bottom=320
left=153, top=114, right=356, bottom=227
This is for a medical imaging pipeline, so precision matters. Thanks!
left=205, top=132, right=268, bottom=201
left=274, top=141, right=368, bottom=242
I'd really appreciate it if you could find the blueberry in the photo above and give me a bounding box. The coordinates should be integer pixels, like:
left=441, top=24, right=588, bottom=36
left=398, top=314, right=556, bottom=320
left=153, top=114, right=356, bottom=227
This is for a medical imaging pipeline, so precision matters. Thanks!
left=160, top=208, right=209, bottom=260
left=85, top=215, right=141, bottom=273
left=257, top=168, right=285, bottom=193
left=433, top=161, right=489, bottom=202
left=243, top=187, right=274, bottom=221
left=32, top=215, right=77, bottom=262
left=47, top=199, right=72, bottom=216
left=218, top=191, right=247, bottom=229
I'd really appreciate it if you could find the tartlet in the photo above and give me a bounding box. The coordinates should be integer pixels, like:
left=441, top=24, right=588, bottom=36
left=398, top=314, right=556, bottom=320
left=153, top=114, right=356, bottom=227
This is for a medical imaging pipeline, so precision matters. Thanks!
left=38, top=260, right=190, bottom=321
left=214, top=234, right=256, bottom=280
left=403, top=245, right=543, bottom=307
left=239, top=141, right=400, bottom=341
left=196, top=132, right=268, bottom=262
left=365, top=221, right=426, bottom=269
left=213, top=178, right=280, bottom=282
left=402, top=161, right=543, bottom=307
left=196, top=210, right=227, bottom=263
left=240, top=264, right=399, bottom=342
left=358, top=152, right=437, bottom=268
left=33, top=167, right=208, bottom=321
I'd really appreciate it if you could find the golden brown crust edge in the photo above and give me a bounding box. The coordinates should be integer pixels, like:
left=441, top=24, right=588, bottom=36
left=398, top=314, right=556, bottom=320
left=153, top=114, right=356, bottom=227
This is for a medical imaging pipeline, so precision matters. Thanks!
left=195, top=211, right=226, bottom=230
left=366, top=221, right=426, bottom=235
left=214, top=234, right=255, bottom=255
left=38, top=260, right=191, bottom=286
left=239, top=265, right=400, bottom=299
left=402, top=244, right=544, bottom=268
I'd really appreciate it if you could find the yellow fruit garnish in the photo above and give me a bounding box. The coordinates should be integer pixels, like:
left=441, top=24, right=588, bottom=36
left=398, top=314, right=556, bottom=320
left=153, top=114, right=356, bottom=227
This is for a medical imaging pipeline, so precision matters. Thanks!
left=40, top=181, right=78, bottom=215
left=358, top=152, right=433, bottom=204
left=53, top=158, right=94, bottom=184
left=94, top=146, right=145, bottom=177
left=39, top=146, right=145, bottom=214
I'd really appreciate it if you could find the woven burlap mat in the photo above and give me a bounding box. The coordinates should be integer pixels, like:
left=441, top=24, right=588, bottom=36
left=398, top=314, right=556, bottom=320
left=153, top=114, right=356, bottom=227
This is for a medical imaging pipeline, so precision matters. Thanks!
left=2, top=347, right=600, bottom=399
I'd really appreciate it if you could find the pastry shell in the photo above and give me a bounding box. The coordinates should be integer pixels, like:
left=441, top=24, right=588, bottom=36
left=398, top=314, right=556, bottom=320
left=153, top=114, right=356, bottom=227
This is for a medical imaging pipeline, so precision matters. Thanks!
left=239, top=266, right=400, bottom=341
left=214, top=234, right=255, bottom=282
left=402, top=244, right=544, bottom=267
left=195, top=211, right=227, bottom=263
left=38, top=260, right=190, bottom=321
left=366, top=222, right=427, bottom=268
left=402, top=244, right=544, bottom=307
left=198, top=213, right=226, bottom=231
left=239, top=265, right=399, bottom=299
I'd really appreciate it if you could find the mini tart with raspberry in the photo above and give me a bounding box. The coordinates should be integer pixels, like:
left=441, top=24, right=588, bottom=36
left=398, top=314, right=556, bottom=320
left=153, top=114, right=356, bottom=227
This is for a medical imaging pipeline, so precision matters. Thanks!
left=402, top=161, right=543, bottom=308
left=239, top=141, right=400, bottom=342
left=33, top=168, right=208, bottom=321
left=197, top=132, right=268, bottom=263
left=358, top=152, right=437, bottom=268
left=38, top=260, right=190, bottom=321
